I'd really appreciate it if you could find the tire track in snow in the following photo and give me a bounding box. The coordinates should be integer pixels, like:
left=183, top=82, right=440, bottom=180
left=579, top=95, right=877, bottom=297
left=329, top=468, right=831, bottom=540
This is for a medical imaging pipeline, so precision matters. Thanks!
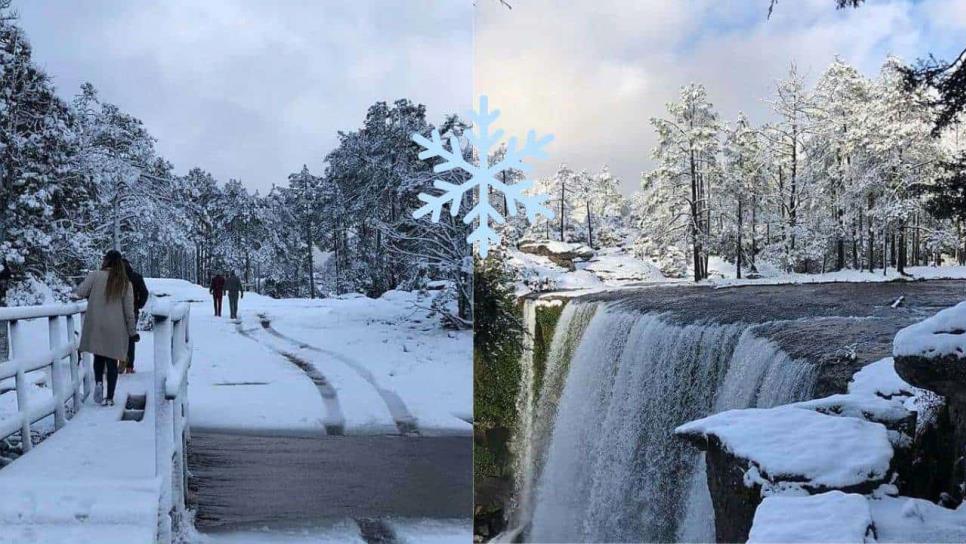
left=234, top=322, right=345, bottom=436
left=256, top=314, right=420, bottom=436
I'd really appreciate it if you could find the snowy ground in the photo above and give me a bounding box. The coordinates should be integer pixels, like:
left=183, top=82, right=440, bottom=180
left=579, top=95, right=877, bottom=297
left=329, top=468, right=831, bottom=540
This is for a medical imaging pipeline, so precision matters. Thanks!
left=508, top=242, right=966, bottom=297
left=145, top=278, right=471, bottom=436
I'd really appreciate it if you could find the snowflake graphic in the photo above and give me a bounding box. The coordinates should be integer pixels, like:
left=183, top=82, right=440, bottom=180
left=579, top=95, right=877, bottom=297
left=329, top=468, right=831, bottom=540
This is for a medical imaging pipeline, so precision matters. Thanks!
left=412, top=95, right=554, bottom=257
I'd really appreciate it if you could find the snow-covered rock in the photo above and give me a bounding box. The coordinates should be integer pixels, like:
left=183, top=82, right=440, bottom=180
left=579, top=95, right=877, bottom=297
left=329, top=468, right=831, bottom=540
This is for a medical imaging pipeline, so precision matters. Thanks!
left=849, top=358, right=921, bottom=401
left=894, top=300, right=966, bottom=361
left=581, top=247, right=664, bottom=283
left=517, top=241, right=594, bottom=270
left=748, top=491, right=876, bottom=543
left=892, top=302, right=966, bottom=510
left=676, top=406, right=893, bottom=491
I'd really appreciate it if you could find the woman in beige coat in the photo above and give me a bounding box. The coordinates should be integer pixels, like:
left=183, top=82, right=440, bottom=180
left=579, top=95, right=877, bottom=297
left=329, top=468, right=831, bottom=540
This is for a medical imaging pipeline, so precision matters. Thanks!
left=73, top=250, right=139, bottom=406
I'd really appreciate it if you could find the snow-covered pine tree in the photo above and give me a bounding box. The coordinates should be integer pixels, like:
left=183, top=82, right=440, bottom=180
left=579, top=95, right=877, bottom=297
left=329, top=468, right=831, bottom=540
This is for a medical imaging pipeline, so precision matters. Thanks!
left=863, top=57, right=942, bottom=275
left=0, top=11, right=78, bottom=303
left=533, top=164, right=578, bottom=242
left=640, top=83, right=720, bottom=281
left=766, top=64, right=815, bottom=272
left=288, top=165, right=323, bottom=298
left=721, top=113, right=765, bottom=278
left=809, top=58, right=869, bottom=271
left=70, top=83, right=157, bottom=255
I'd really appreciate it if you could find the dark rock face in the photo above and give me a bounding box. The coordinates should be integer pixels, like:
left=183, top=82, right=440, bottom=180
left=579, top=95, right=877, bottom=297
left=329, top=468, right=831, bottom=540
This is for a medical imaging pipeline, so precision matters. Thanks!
left=895, top=354, right=966, bottom=403
left=703, top=437, right=761, bottom=544
left=474, top=425, right=513, bottom=540
left=894, top=354, right=966, bottom=505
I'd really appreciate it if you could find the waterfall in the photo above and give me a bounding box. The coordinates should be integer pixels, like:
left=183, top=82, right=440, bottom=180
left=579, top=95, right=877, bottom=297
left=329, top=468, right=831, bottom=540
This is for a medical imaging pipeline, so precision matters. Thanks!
left=509, top=301, right=600, bottom=530
left=676, top=328, right=818, bottom=542
left=510, top=298, right=538, bottom=531
left=516, top=302, right=819, bottom=543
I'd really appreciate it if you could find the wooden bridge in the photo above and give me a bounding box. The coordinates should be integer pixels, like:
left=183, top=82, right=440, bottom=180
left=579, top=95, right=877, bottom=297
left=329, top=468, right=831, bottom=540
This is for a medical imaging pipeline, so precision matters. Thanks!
left=0, top=301, right=192, bottom=543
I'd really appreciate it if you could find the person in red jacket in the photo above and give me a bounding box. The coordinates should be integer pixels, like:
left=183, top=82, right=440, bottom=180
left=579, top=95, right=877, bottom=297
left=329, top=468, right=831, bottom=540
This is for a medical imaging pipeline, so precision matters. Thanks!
left=210, top=273, right=226, bottom=317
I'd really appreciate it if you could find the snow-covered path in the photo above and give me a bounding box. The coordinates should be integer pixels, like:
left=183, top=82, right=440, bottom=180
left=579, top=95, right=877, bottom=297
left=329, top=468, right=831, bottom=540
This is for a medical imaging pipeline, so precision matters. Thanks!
left=0, top=330, right=159, bottom=544
left=145, top=279, right=472, bottom=543
left=145, top=279, right=472, bottom=437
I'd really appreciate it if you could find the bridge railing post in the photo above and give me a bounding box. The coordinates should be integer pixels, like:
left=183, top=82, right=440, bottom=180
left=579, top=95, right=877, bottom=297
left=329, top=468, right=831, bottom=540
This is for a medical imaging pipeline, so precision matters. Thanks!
left=65, top=313, right=81, bottom=411
left=47, top=316, right=66, bottom=430
left=152, top=301, right=192, bottom=544
left=153, top=312, right=174, bottom=544
left=9, top=319, right=32, bottom=452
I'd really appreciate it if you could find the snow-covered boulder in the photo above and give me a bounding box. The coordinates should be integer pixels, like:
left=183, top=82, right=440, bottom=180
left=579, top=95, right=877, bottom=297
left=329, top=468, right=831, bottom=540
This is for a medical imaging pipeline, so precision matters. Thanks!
left=676, top=406, right=893, bottom=542
left=517, top=241, right=594, bottom=271
left=894, top=300, right=966, bottom=362
left=893, top=302, right=966, bottom=508
left=748, top=491, right=876, bottom=544
left=677, top=406, right=893, bottom=492
left=849, top=358, right=922, bottom=402
left=893, top=301, right=966, bottom=403
left=581, top=248, right=664, bottom=283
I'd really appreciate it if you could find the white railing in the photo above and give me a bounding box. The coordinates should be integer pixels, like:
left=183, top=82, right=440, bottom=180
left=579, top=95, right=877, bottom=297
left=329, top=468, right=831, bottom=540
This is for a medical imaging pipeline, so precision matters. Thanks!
left=152, top=301, right=191, bottom=543
left=0, top=302, right=92, bottom=451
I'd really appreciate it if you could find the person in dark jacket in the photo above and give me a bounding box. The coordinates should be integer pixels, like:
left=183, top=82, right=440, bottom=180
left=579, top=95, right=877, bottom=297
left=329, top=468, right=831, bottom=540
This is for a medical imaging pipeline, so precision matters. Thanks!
left=210, top=273, right=226, bottom=317
left=225, top=271, right=244, bottom=320
left=122, top=259, right=149, bottom=373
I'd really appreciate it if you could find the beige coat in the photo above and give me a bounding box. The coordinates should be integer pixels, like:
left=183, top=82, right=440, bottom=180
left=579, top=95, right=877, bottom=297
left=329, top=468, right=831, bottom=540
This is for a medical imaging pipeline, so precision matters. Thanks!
left=74, top=270, right=136, bottom=361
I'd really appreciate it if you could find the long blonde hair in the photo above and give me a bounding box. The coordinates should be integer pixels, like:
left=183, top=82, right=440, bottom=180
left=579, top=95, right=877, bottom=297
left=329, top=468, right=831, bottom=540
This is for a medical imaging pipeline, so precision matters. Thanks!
left=101, top=250, right=128, bottom=301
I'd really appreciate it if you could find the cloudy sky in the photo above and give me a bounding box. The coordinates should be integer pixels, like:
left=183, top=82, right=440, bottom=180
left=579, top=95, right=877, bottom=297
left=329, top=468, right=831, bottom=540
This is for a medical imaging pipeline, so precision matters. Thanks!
left=477, top=0, right=966, bottom=194
left=17, top=0, right=472, bottom=193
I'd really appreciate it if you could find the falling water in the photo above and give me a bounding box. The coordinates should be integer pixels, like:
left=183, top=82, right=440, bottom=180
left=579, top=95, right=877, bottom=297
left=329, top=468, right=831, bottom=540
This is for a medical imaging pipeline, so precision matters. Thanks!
left=676, top=328, right=818, bottom=542
left=517, top=303, right=819, bottom=543
left=509, top=301, right=599, bottom=530
left=510, top=298, right=538, bottom=530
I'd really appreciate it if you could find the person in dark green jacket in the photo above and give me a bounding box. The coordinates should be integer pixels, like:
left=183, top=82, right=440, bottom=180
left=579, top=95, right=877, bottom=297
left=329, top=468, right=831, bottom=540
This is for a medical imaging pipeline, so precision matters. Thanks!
left=225, top=271, right=244, bottom=320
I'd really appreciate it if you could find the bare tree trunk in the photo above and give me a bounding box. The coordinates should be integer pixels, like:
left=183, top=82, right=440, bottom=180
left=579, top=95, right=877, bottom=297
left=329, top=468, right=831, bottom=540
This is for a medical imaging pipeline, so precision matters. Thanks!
left=559, top=182, right=566, bottom=242
left=867, top=196, right=875, bottom=272
left=112, top=192, right=121, bottom=251
left=306, top=219, right=315, bottom=299
left=736, top=196, right=743, bottom=280
left=690, top=149, right=702, bottom=282
left=790, top=126, right=798, bottom=256
left=750, top=190, right=759, bottom=274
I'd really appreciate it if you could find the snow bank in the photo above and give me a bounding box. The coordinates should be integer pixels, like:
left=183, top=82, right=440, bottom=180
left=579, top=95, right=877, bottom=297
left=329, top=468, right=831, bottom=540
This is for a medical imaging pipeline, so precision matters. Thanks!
left=748, top=491, right=875, bottom=543
left=849, top=358, right=919, bottom=400
left=869, top=496, right=966, bottom=543
left=675, top=406, right=892, bottom=489
left=709, top=264, right=966, bottom=288
left=894, top=300, right=966, bottom=360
